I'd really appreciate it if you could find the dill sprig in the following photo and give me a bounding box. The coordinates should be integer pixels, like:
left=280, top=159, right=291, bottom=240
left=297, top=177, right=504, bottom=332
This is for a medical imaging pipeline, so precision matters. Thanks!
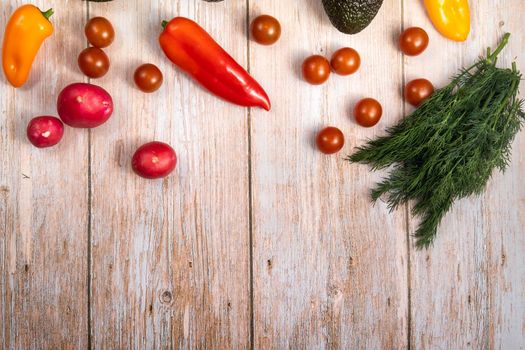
left=348, top=33, right=525, bottom=248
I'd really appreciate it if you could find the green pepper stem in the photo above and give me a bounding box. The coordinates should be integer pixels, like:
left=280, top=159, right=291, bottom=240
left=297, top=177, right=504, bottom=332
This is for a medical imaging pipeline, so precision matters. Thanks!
left=161, top=20, right=168, bottom=29
left=41, top=8, right=54, bottom=20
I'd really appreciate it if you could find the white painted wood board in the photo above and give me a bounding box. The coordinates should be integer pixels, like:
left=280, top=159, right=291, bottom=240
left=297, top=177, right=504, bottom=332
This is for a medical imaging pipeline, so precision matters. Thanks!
left=0, top=0, right=523, bottom=348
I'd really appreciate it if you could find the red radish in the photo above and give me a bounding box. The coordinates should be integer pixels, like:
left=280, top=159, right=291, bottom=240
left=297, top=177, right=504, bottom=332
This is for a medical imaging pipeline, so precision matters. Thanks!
left=132, top=142, right=177, bottom=179
left=26, top=116, right=64, bottom=148
left=57, top=83, right=113, bottom=128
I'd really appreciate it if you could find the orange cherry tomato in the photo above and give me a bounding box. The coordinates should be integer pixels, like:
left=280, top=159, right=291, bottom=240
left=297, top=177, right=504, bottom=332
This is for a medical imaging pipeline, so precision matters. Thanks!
left=399, top=27, right=429, bottom=56
left=134, top=64, right=163, bottom=93
left=316, top=127, right=345, bottom=154
left=405, top=78, right=434, bottom=106
left=78, top=47, right=110, bottom=78
left=85, top=17, right=115, bottom=48
left=330, top=47, right=360, bottom=76
left=251, top=15, right=281, bottom=45
left=354, top=98, right=383, bottom=127
left=302, top=55, right=330, bottom=85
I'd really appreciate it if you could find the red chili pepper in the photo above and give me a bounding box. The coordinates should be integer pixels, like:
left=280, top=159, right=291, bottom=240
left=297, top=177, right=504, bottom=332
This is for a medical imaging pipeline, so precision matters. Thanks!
left=159, top=17, right=271, bottom=111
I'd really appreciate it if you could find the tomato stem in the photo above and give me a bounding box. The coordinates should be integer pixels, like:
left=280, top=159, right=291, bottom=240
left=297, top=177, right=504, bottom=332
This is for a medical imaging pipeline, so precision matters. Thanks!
left=41, top=8, right=54, bottom=20
left=161, top=20, right=168, bottom=29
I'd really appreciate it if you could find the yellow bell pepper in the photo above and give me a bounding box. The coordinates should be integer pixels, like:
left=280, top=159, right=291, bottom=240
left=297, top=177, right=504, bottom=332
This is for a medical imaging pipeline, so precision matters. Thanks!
left=2, top=5, right=54, bottom=88
left=424, top=0, right=470, bottom=42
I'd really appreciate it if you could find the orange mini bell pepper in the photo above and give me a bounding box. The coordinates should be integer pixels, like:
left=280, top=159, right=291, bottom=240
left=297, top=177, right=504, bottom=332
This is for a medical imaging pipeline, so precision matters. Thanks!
left=424, top=0, right=470, bottom=42
left=2, top=5, right=54, bottom=87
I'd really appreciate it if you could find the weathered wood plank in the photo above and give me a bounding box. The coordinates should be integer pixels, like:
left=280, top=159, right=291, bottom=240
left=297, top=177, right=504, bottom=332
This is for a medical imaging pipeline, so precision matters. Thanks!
left=1, top=0, right=523, bottom=348
left=249, top=0, right=408, bottom=348
left=0, top=0, right=89, bottom=348
left=88, top=1, right=251, bottom=348
left=406, top=0, right=525, bottom=348
left=483, top=1, right=525, bottom=348
left=405, top=2, right=489, bottom=348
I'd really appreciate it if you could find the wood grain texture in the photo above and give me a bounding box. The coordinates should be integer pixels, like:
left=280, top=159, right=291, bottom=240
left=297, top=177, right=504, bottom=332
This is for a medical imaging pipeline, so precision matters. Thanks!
left=405, top=1, right=488, bottom=348
left=484, top=1, right=525, bottom=348
left=249, top=0, right=408, bottom=348
left=88, top=1, right=250, bottom=348
left=406, top=0, right=525, bottom=348
left=0, top=0, right=524, bottom=348
left=0, top=0, right=89, bottom=349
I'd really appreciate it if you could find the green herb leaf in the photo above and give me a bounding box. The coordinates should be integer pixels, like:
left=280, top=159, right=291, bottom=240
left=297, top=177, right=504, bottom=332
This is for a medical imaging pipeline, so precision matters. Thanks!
left=348, top=33, right=524, bottom=248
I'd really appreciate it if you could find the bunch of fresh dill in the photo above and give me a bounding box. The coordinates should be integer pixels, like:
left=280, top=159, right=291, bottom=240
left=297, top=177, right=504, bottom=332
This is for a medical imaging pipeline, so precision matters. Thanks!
left=348, top=33, right=524, bottom=248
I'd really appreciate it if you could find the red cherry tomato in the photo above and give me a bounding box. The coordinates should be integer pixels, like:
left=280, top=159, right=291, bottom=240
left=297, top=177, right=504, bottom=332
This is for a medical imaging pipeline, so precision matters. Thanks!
left=316, top=127, right=345, bottom=154
left=134, top=64, right=163, bottom=93
left=251, top=15, right=281, bottom=45
left=302, top=55, right=331, bottom=85
left=26, top=116, right=64, bottom=148
left=78, top=47, right=110, bottom=78
left=85, top=17, right=115, bottom=48
left=132, top=142, right=177, bottom=179
left=405, top=78, right=434, bottom=106
left=399, top=27, right=429, bottom=56
left=330, top=47, right=361, bottom=76
left=354, top=98, right=383, bottom=127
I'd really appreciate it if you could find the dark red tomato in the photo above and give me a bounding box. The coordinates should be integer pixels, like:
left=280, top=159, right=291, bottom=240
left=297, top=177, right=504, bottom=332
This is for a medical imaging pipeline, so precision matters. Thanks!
left=330, top=47, right=360, bottom=76
left=26, top=116, right=64, bottom=148
left=134, top=64, right=163, bottom=93
left=85, top=17, right=115, bottom=48
left=405, top=78, right=434, bottom=106
left=78, top=47, right=110, bottom=78
left=302, top=55, right=331, bottom=85
left=399, top=27, right=429, bottom=56
left=354, top=98, right=383, bottom=127
left=316, top=127, right=345, bottom=154
left=251, top=15, right=281, bottom=45
left=132, top=142, right=177, bottom=179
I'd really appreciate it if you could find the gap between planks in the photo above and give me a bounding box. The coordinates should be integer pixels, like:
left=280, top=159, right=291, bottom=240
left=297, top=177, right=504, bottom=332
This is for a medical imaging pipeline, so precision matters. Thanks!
left=245, top=2, right=256, bottom=350
left=86, top=1, right=93, bottom=349
left=400, top=0, right=412, bottom=349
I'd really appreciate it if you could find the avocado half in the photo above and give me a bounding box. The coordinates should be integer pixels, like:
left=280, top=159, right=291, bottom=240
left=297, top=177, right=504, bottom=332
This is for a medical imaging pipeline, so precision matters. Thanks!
left=322, top=0, right=384, bottom=34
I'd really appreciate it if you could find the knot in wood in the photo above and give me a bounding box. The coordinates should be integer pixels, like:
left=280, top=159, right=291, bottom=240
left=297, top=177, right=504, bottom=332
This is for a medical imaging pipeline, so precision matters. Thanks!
left=161, top=290, right=173, bottom=304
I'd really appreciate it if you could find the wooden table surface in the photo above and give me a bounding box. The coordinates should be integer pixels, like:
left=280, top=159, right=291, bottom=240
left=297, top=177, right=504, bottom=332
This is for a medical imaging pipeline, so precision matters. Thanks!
left=1, top=0, right=524, bottom=348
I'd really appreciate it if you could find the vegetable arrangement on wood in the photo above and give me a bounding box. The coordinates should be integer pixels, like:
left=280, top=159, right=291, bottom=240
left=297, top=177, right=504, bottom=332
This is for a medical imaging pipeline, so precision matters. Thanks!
left=0, top=1, right=522, bottom=248
left=321, top=0, right=470, bottom=40
left=349, top=34, right=524, bottom=247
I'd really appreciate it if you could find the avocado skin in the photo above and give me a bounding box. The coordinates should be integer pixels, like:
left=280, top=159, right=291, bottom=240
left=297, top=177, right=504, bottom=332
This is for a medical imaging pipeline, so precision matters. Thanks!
left=322, top=0, right=384, bottom=34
